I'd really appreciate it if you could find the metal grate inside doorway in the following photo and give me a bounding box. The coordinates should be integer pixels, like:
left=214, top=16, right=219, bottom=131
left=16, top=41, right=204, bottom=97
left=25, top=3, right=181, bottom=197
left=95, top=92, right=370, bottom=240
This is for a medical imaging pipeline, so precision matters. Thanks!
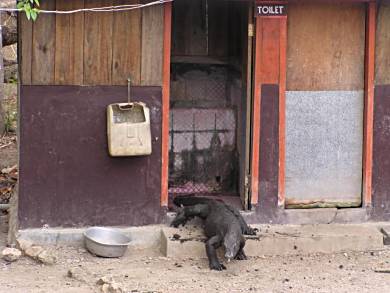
left=168, top=64, right=240, bottom=195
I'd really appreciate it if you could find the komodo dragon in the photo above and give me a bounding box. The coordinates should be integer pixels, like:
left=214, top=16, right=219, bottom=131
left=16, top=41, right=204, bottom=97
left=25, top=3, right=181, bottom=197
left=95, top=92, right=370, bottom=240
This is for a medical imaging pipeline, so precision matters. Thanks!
left=171, top=196, right=256, bottom=270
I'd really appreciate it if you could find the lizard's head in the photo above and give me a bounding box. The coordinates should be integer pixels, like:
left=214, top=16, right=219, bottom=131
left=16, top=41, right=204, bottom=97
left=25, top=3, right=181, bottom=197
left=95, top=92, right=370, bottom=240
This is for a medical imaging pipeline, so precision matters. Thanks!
left=223, top=231, right=241, bottom=261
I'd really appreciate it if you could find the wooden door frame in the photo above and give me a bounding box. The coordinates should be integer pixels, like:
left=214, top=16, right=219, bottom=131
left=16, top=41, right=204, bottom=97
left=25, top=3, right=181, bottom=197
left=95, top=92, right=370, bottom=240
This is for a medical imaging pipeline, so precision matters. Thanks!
left=251, top=0, right=376, bottom=209
left=161, top=1, right=172, bottom=207
left=160, top=1, right=256, bottom=207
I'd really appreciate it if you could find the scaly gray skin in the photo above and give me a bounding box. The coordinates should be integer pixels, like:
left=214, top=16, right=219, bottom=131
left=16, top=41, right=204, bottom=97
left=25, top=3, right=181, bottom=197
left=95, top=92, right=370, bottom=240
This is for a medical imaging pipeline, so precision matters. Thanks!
left=171, top=196, right=256, bottom=271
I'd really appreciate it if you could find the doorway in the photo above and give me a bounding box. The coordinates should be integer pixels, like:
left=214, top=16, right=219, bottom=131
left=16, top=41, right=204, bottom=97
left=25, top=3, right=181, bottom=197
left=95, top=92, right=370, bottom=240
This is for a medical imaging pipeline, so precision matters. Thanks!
left=168, top=0, right=253, bottom=210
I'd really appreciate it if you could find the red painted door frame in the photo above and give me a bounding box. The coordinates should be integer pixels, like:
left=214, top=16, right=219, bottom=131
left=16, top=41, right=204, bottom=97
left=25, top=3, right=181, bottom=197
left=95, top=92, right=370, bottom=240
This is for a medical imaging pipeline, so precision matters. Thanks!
left=161, top=1, right=172, bottom=207
left=251, top=1, right=287, bottom=206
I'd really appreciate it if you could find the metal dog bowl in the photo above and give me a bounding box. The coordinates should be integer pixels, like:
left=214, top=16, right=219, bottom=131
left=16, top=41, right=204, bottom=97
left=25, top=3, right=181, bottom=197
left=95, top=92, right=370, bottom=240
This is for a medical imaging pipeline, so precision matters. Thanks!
left=83, top=227, right=131, bottom=258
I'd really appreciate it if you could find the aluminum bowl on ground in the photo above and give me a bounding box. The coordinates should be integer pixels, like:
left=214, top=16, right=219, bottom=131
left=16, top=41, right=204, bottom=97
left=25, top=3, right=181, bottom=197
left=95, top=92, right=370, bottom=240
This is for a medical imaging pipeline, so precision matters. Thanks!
left=83, top=227, right=131, bottom=258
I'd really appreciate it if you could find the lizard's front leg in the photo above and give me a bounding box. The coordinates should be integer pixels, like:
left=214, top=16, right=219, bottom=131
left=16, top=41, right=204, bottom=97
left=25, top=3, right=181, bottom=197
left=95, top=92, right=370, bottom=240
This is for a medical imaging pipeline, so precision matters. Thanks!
left=206, top=235, right=226, bottom=271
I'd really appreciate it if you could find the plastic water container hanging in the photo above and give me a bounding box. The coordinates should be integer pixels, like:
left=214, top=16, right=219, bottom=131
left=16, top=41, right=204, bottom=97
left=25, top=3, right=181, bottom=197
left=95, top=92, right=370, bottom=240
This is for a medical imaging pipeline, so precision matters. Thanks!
left=107, top=78, right=152, bottom=156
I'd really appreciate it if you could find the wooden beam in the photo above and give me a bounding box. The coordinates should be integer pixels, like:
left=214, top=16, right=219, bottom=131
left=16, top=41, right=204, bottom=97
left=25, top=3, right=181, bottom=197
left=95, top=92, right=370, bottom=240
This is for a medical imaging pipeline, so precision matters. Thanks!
left=31, top=0, right=56, bottom=85
left=19, top=13, right=32, bottom=85
left=112, top=0, right=141, bottom=85
left=55, top=0, right=84, bottom=85
left=278, top=16, right=287, bottom=207
left=251, top=17, right=263, bottom=206
left=251, top=16, right=283, bottom=206
left=363, top=1, right=376, bottom=207
left=161, top=1, right=172, bottom=207
left=141, top=4, right=164, bottom=86
left=84, top=0, right=113, bottom=85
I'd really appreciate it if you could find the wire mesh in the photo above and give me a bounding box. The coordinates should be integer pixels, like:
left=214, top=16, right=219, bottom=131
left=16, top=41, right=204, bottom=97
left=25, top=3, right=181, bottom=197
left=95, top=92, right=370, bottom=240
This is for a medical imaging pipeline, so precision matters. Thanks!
left=168, top=65, right=239, bottom=195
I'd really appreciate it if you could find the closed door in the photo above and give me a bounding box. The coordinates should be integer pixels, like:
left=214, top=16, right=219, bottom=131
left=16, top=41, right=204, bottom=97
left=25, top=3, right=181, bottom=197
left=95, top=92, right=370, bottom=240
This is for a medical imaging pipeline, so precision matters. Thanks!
left=285, top=2, right=365, bottom=208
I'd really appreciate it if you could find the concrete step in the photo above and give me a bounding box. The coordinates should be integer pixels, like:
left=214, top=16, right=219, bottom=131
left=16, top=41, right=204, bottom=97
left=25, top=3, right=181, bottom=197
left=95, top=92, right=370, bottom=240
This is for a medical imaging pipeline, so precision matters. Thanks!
left=162, top=224, right=385, bottom=258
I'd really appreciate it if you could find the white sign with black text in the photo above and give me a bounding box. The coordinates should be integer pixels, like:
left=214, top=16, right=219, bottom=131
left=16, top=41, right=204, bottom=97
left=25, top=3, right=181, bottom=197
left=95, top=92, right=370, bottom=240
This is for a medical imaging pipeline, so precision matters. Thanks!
left=256, top=4, right=287, bottom=16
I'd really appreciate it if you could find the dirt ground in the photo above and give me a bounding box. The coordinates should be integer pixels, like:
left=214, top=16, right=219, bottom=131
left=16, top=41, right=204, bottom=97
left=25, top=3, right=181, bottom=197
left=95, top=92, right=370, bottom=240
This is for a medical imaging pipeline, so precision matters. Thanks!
left=0, top=228, right=390, bottom=293
left=0, top=84, right=17, bottom=170
left=1, top=215, right=390, bottom=293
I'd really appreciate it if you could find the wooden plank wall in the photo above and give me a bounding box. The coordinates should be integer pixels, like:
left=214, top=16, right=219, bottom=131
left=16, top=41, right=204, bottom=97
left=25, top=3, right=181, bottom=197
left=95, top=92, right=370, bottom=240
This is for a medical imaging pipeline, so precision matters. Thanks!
left=286, top=2, right=366, bottom=90
left=141, top=3, right=163, bottom=86
left=55, top=0, right=84, bottom=85
left=31, top=0, right=56, bottom=84
left=20, top=0, right=163, bottom=86
left=375, top=2, right=390, bottom=85
left=171, top=0, right=229, bottom=58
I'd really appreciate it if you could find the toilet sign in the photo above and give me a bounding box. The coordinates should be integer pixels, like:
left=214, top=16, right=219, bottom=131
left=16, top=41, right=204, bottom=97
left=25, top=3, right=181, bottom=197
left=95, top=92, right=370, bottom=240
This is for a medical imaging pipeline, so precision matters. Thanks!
left=256, top=4, right=287, bottom=16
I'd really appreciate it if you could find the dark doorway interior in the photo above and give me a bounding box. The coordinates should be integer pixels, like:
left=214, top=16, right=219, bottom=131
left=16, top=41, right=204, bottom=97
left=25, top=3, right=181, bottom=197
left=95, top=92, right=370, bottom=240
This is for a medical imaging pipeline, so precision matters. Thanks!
left=168, top=0, right=250, bottom=210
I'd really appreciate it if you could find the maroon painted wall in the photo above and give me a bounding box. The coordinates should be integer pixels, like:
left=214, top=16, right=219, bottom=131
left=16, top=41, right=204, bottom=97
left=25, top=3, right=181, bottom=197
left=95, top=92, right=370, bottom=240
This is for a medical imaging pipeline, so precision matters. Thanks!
left=256, top=84, right=280, bottom=220
left=372, top=85, right=390, bottom=221
left=17, top=82, right=390, bottom=229
left=19, top=86, right=165, bottom=228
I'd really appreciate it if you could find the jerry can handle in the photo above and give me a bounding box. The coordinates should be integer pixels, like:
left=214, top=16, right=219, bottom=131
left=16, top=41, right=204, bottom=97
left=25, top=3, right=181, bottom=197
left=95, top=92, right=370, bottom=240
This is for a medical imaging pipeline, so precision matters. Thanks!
left=118, top=103, right=134, bottom=111
left=118, top=77, right=135, bottom=111
left=127, top=77, right=131, bottom=105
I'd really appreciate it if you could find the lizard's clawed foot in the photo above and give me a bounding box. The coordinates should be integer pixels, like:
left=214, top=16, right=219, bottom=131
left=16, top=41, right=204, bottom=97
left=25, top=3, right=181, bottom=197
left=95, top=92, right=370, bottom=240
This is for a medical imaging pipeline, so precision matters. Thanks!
left=235, top=250, right=247, bottom=260
left=210, top=262, right=226, bottom=271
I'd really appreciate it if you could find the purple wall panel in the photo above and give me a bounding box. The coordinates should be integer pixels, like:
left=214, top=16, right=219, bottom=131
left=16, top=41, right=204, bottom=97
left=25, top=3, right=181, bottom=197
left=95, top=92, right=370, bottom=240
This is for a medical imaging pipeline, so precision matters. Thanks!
left=19, top=86, right=164, bottom=228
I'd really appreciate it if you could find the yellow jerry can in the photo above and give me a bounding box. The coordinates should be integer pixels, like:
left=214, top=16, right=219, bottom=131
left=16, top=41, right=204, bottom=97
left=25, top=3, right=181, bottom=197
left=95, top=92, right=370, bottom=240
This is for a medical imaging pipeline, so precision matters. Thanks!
left=107, top=102, right=152, bottom=156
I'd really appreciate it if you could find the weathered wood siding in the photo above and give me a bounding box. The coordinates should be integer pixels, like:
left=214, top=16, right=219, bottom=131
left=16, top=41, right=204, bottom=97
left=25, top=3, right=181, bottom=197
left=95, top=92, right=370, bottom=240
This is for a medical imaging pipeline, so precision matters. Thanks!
left=375, top=2, right=390, bottom=85
left=55, top=0, right=84, bottom=85
left=286, top=2, right=365, bottom=90
left=20, top=0, right=163, bottom=86
left=171, top=0, right=235, bottom=59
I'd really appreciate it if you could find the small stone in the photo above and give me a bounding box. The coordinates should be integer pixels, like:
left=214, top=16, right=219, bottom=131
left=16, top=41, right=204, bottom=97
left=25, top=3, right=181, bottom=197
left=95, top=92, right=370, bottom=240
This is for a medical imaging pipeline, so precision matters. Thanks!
left=339, top=265, right=344, bottom=269
left=101, top=284, right=111, bottom=293
left=98, top=276, right=123, bottom=293
left=16, top=239, right=33, bottom=251
left=374, top=268, right=390, bottom=273
left=67, top=267, right=88, bottom=282
left=172, top=234, right=181, bottom=240
left=25, top=246, right=44, bottom=258
left=37, top=250, right=56, bottom=265
left=97, top=276, right=114, bottom=286
left=2, top=248, right=22, bottom=262
left=108, top=283, right=123, bottom=293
